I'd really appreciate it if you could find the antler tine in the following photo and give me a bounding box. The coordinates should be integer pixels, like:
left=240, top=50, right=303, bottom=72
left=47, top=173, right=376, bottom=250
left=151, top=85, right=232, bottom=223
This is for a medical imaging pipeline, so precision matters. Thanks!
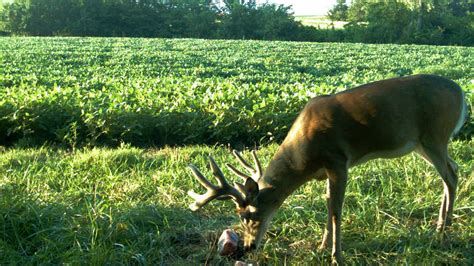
left=187, top=189, right=214, bottom=211
left=226, top=162, right=251, bottom=182
left=209, top=156, right=228, bottom=187
left=187, top=158, right=246, bottom=211
left=229, top=149, right=263, bottom=181
left=188, top=164, right=216, bottom=190
left=232, top=150, right=255, bottom=173
left=251, top=150, right=262, bottom=177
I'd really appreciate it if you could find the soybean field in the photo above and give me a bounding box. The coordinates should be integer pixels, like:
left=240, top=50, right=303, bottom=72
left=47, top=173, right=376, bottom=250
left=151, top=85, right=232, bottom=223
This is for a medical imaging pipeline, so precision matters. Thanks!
left=1, top=37, right=472, bottom=147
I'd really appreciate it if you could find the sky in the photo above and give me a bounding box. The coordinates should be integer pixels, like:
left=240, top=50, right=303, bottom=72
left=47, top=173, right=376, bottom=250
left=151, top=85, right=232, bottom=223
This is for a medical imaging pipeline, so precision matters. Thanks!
left=257, top=0, right=344, bottom=16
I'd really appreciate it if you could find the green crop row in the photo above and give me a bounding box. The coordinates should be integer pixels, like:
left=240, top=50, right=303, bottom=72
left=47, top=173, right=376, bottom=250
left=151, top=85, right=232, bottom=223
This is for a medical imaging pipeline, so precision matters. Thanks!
left=1, top=37, right=473, bottom=147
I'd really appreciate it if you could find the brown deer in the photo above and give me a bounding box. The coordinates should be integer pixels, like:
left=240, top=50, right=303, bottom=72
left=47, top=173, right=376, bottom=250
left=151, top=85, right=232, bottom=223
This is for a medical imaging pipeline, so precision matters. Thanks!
left=187, top=74, right=468, bottom=264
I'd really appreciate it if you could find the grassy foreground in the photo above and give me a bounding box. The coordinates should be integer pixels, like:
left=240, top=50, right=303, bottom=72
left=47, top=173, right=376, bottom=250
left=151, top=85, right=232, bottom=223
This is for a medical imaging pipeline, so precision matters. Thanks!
left=0, top=140, right=473, bottom=264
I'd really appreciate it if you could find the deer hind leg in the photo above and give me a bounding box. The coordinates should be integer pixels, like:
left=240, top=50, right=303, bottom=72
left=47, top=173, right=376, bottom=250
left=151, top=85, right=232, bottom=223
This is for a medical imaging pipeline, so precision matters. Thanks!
left=441, top=155, right=459, bottom=229
left=417, top=144, right=458, bottom=231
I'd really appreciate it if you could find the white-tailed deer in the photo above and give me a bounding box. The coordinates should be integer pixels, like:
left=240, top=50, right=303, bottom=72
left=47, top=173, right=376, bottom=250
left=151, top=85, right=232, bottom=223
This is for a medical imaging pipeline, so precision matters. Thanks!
left=187, top=74, right=468, bottom=264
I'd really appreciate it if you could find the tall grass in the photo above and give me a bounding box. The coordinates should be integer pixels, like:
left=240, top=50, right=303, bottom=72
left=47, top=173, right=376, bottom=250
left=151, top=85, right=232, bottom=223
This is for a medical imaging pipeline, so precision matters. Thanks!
left=1, top=141, right=472, bottom=264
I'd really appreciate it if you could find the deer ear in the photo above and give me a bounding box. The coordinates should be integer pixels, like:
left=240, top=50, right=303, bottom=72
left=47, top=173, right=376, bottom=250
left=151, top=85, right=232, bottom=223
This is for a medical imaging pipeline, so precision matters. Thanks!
left=244, top=178, right=259, bottom=203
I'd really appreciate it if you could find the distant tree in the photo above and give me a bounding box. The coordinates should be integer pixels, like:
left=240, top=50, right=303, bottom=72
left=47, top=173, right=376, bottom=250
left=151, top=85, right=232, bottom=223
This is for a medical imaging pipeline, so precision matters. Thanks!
left=223, top=0, right=254, bottom=8
left=220, top=1, right=258, bottom=39
left=345, top=1, right=412, bottom=43
left=364, top=1, right=412, bottom=43
left=344, top=0, right=473, bottom=45
left=254, top=3, right=301, bottom=40
left=411, top=0, right=474, bottom=45
left=171, top=0, right=218, bottom=38
left=219, top=1, right=301, bottom=40
left=347, top=0, right=368, bottom=22
left=328, top=0, right=348, bottom=21
left=25, top=0, right=81, bottom=36
left=1, top=0, right=28, bottom=34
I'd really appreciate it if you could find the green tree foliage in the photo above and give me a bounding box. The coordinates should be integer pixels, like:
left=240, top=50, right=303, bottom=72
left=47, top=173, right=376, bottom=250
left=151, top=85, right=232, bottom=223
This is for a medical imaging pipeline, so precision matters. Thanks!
left=0, top=0, right=472, bottom=45
left=328, top=0, right=349, bottom=21
left=346, top=1, right=412, bottom=43
left=0, top=0, right=310, bottom=40
left=344, top=0, right=473, bottom=45
left=220, top=1, right=301, bottom=40
left=409, top=1, right=474, bottom=45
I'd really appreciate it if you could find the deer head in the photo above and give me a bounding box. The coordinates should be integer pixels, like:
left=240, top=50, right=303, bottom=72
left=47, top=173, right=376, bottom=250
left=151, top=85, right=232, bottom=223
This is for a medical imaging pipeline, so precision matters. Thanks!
left=187, top=150, right=281, bottom=251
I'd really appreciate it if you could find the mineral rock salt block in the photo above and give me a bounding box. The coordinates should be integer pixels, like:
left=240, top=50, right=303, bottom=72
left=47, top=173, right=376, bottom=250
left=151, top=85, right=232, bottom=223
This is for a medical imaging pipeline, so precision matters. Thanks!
left=217, top=229, right=239, bottom=256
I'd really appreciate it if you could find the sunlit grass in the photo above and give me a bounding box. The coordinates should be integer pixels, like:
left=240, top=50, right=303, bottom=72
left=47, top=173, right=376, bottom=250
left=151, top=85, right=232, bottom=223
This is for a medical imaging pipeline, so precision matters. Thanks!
left=0, top=140, right=472, bottom=264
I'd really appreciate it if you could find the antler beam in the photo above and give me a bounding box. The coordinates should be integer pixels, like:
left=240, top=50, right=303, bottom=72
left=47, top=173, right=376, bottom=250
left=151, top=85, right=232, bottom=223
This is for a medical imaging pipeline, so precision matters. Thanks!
left=187, top=156, right=246, bottom=211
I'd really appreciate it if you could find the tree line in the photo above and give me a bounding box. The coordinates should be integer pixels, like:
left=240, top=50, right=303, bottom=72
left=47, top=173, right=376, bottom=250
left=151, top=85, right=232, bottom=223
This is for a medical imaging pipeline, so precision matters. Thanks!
left=329, top=0, right=473, bottom=46
left=0, top=0, right=311, bottom=41
left=0, top=0, right=473, bottom=46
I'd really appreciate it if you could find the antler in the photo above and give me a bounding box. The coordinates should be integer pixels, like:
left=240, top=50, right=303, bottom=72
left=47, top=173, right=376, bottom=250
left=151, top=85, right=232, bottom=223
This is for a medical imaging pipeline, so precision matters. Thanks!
left=226, top=150, right=262, bottom=182
left=187, top=156, right=246, bottom=211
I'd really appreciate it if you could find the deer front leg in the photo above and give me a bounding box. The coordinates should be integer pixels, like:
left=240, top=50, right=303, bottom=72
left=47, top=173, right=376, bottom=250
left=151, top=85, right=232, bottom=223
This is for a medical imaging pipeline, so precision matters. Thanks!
left=325, top=166, right=348, bottom=265
left=319, top=179, right=332, bottom=250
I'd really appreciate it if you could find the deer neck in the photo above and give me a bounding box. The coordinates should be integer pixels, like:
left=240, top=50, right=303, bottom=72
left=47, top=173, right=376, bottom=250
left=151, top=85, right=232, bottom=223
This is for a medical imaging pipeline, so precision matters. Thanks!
left=259, top=142, right=318, bottom=201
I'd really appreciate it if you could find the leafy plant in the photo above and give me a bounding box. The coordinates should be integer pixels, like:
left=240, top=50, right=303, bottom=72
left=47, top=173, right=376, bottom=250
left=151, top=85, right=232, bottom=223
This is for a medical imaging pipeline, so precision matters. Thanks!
left=0, top=38, right=472, bottom=147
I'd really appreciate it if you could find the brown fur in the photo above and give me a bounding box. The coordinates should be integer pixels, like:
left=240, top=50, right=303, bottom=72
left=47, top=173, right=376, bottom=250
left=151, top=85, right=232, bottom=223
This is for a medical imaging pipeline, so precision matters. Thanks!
left=189, top=75, right=465, bottom=265
left=249, top=74, right=464, bottom=264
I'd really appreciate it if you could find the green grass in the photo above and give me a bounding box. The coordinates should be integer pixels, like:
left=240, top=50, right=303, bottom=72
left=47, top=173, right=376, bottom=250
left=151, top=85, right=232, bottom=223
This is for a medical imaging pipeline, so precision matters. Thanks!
left=1, top=141, right=473, bottom=264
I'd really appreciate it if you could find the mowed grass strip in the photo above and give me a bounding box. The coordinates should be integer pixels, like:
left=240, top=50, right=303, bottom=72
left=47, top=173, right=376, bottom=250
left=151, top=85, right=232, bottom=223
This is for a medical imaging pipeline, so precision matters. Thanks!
left=0, top=141, right=472, bottom=264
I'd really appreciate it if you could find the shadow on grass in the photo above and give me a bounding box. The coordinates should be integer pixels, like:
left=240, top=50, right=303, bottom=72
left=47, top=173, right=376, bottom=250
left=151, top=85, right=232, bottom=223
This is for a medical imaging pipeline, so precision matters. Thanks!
left=342, top=228, right=474, bottom=264
left=0, top=182, right=236, bottom=265
left=1, top=180, right=472, bottom=264
left=0, top=101, right=298, bottom=149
